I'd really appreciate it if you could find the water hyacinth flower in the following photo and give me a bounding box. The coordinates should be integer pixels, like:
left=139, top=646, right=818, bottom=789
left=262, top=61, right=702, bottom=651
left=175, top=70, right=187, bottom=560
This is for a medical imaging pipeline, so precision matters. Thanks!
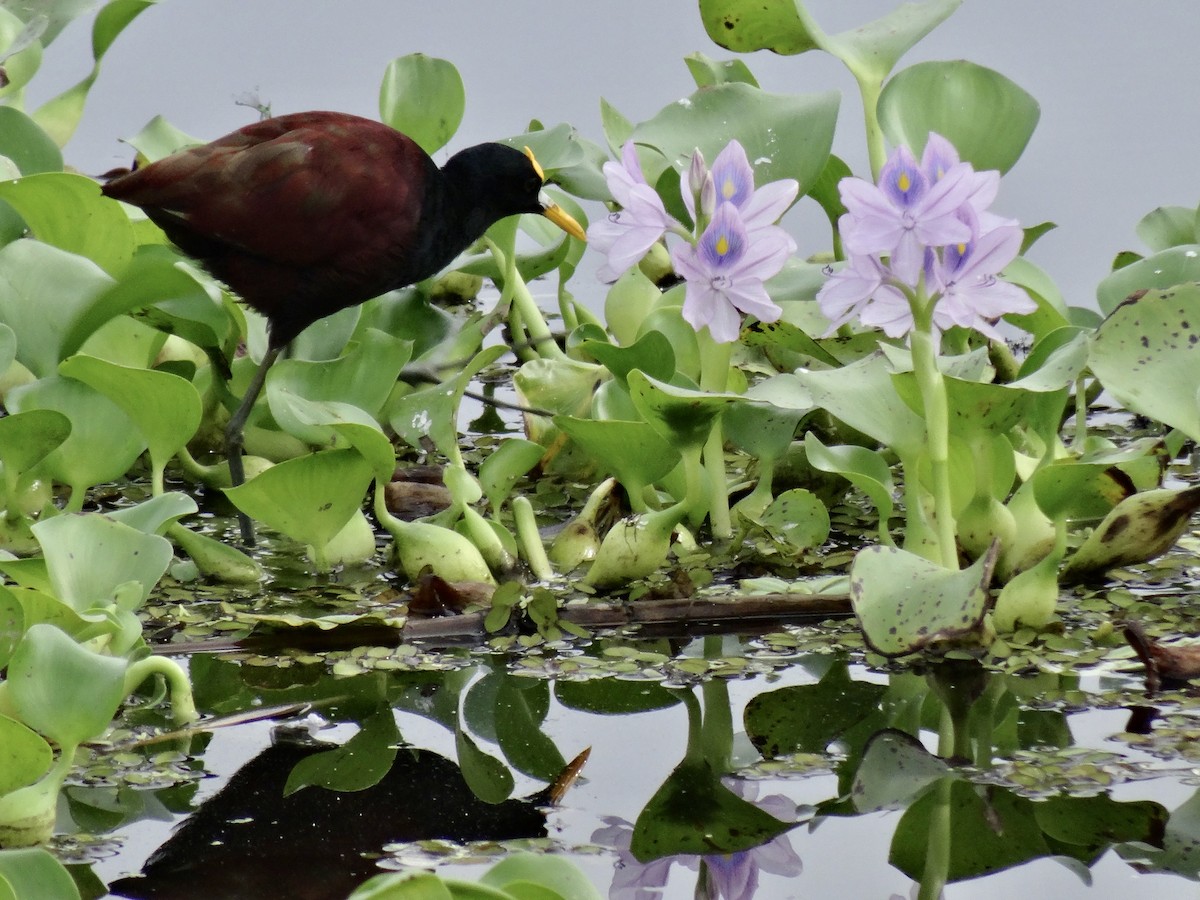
left=817, top=132, right=1034, bottom=338
left=588, top=141, right=683, bottom=282
left=591, top=139, right=799, bottom=340
left=671, top=201, right=794, bottom=343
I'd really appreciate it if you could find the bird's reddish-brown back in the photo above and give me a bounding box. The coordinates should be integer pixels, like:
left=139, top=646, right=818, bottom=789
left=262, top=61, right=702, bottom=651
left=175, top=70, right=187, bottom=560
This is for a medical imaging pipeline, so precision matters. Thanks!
left=104, top=111, right=430, bottom=270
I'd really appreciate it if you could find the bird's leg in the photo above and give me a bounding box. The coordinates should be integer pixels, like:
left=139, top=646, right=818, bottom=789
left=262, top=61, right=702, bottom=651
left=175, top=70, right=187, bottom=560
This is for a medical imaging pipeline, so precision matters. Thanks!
left=225, top=344, right=282, bottom=546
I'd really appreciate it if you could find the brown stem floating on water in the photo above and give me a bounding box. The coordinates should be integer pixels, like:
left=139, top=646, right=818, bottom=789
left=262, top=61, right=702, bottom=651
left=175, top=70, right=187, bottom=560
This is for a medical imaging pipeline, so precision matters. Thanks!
left=1124, top=621, right=1200, bottom=694
left=157, top=592, right=854, bottom=656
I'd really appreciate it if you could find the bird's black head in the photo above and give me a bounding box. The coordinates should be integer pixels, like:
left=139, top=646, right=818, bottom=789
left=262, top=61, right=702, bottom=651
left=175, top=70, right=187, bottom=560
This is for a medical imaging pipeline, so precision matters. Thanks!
left=441, top=143, right=585, bottom=241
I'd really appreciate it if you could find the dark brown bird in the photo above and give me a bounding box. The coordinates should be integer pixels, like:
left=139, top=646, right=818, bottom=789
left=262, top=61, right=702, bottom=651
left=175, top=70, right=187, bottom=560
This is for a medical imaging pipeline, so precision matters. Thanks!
left=102, top=110, right=585, bottom=545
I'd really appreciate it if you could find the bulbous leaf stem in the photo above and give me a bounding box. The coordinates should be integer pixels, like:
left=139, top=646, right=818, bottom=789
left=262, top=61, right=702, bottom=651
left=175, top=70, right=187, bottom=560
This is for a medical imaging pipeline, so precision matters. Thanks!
left=512, top=495, right=553, bottom=581
left=697, top=330, right=734, bottom=539
left=124, top=655, right=198, bottom=723
left=908, top=297, right=958, bottom=570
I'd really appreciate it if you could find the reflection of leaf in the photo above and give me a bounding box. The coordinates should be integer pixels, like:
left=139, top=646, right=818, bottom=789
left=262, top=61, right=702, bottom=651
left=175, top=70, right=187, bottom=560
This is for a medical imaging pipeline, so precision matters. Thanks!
left=630, top=757, right=790, bottom=862
left=1035, top=795, right=1166, bottom=864
left=891, top=780, right=1048, bottom=882
left=1119, top=788, right=1200, bottom=878
left=851, top=730, right=952, bottom=813
left=555, top=679, right=680, bottom=715
left=455, top=727, right=513, bottom=805
left=283, top=710, right=399, bottom=796
left=494, top=679, right=567, bottom=783
left=744, top=660, right=885, bottom=757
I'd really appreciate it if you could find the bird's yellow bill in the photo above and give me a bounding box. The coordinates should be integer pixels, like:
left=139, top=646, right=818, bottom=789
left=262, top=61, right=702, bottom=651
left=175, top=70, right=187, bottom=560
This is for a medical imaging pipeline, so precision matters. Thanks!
left=542, top=202, right=586, bottom=242
left=524, top=145, right=586, bottom=242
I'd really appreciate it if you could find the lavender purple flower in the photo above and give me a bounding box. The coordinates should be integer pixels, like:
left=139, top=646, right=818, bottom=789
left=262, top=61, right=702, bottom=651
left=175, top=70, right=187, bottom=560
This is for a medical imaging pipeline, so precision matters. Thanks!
left=817, top=132, right=1034, bottom=338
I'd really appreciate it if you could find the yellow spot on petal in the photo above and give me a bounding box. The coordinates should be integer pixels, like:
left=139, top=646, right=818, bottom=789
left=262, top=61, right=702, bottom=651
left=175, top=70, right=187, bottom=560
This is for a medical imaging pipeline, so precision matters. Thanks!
left=722, top=178, right=735, bottom=199
left=957, top=242, right=967, bottom=254
left=897, top=170, right=911, bottom=192
left=716, top=235, right=730, bottom=256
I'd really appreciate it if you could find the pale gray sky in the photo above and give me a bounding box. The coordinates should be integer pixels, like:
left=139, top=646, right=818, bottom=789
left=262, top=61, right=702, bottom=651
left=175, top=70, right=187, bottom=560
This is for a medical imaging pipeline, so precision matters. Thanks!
left=28, top=1, right=1200, bottom=312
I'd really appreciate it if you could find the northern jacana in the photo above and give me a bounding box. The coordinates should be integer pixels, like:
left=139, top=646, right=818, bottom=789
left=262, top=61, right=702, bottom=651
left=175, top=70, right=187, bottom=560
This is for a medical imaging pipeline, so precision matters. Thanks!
left=102, top=110, right=586, bottom=545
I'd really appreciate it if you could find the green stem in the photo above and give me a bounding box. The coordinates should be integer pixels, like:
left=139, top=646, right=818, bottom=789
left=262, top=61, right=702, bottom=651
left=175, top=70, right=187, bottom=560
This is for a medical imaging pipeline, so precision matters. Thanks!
left=697, top=332, right=733, bottom=540
left=125, top=655, right=198, bottom=723
left=909, top=319, right=957, bottom=569
left=485, top=237, right=565, bottom=362
left=1072, top=373, right=1089, bottom=450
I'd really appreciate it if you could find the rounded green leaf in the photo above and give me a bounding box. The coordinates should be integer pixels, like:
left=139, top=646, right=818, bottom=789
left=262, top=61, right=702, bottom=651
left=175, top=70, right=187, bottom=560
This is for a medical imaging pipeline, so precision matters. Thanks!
left=32, top=513, right=173, bottom=611
left=851, top=545, right=993, bottom=656
left=0, top=107, right=62, bottom=175
left=0, top=714, right=53, bottom=802
left=0, top=409, right=71, bottom=482
left=698, top=0, right=819, bottom=54
left=7, top=375, right=146, bottom=501
left=555, top=415, right=680, bottom=494
left=379, top=53, right=464, bottom=155
left=8, top=623, right=128, bottom=747
left=0, top=847, right=80, bottom=900
left=627, top=369, right=744, bottom=451
left=758, top=488, right=830, bottom=551
left=632, top=83, right=838, bottom=201
left=0, top=173, right=135, bottom=276
left=1096, top=246, right=1200, bottom=315
left=479, top=439, right=544, bottom=513
left=0, top=240, right=115, bottom=378
left=59, top=354, right=202, bottom=478
left=878, top=60, right=1039, bottom=174
left=224, top=448, right=375, bottom=551
left=1089, top=283, right=1200, bottom=442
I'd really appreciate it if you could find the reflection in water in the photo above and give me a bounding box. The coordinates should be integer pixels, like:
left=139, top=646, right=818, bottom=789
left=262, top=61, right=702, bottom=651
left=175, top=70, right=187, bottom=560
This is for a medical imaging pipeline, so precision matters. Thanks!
left=109, top=730, right=552, bottom=900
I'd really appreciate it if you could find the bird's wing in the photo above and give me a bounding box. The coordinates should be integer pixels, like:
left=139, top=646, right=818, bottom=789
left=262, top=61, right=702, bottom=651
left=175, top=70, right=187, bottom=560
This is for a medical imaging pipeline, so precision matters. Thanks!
left=105, top=113, right=428, bottom=268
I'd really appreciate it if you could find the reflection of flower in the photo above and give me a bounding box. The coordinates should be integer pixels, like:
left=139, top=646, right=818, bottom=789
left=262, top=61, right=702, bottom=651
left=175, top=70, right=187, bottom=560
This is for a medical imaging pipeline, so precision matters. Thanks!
left=593, top=782, right=802, bottom=900
left=817, top=132, right=1035, bottom=338
left=671, top=202, right=793, bottom=343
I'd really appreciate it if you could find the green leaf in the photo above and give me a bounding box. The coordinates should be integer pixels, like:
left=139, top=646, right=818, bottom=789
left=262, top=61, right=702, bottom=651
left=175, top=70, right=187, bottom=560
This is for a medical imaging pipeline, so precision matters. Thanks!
left=379, top=53, right=465, bottom=155
left=698, top=0, right=819, bottom=54
left=493, top=679, right=567, bottom=782
left=756, top=488, right=830, bottom=551
left=0, top=409, right=70, bottom=487
left=1136, top=205, right=1197, bottom=252
left=8, top=623, right=128, bottom=747
left=32, top=513, right=173, bottom=611
left=0, top=107, right=62, bottom=174
left=878, top=60, right=1039, bottom=174
left=0, top=848, right=80, bottom=900
left=479, top=439, right=544, bottom=514
left=627, top=369, right=744, bottom=451
left=851, top=545, right=993, bottom=656
left=632, top=83, right=838, bottom=202
left=0, top=714, right=52, bottom=797
left=822, top=0, right=963, bottom=81
left=683, top=50, right=758, bottom=88
left=481, top=853, right=603, bottom=900
left=804, top=433, right=896, bottom=534
left=31, top=0, right=157, bottom=147
left=1089, top=283, right=1200, bottom=441
left=0, top=239, right=115, bottom=378
left=7, top=375, right=146, bottom=503
left=1095, top=246, right=1200, bottom=314
left=59, top=355, right=202, bottom=490
left=224, top=448, right=375, bottom=553
left=794, top=352, right=926, bottom=458
left=582, top=329, right=676, bottom=385
left=0, top=172, right=135, bottom=276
